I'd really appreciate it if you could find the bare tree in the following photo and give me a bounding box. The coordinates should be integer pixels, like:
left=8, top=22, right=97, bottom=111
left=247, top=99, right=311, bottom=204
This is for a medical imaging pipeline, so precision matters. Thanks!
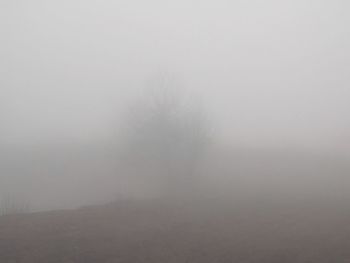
left=120, top=74, right=210, bottom=198
left=0, top=194, right=30, bottom=216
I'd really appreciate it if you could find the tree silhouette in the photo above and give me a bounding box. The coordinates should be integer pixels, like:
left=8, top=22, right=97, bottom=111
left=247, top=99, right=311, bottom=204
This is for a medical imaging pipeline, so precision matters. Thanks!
left=120, top=74, right=209, bottom=197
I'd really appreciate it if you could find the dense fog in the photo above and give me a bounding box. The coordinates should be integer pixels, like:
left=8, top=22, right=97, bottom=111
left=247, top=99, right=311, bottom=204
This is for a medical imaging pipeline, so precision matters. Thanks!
left=1, top=0, right=350, bottom=212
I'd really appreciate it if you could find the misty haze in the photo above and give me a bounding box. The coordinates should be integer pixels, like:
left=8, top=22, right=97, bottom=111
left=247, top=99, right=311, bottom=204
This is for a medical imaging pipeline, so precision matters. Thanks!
left=1, top=0, right=350, bottom=262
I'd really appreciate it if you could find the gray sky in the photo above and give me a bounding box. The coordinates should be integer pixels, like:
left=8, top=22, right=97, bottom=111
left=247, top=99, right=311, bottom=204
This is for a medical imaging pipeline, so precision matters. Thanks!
left=1, top=0, right=350, bottom=149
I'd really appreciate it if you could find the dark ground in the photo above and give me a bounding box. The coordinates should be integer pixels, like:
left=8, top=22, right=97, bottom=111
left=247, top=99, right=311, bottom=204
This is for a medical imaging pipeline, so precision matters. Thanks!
left=1, top=197, right=350, bottom=263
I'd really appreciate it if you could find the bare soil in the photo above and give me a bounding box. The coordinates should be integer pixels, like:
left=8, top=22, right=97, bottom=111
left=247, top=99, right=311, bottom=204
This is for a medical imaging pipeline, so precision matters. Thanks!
left=1, top=198, right=350, bottom=263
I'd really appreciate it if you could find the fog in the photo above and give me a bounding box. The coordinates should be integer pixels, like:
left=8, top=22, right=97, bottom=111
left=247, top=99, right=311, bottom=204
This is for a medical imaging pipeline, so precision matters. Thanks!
left=1, top=0, right=350, bottom=212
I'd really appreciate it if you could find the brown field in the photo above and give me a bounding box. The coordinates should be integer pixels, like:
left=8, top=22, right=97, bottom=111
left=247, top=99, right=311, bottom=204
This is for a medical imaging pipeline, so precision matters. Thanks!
left=1, top=198, right=350, bottom=263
